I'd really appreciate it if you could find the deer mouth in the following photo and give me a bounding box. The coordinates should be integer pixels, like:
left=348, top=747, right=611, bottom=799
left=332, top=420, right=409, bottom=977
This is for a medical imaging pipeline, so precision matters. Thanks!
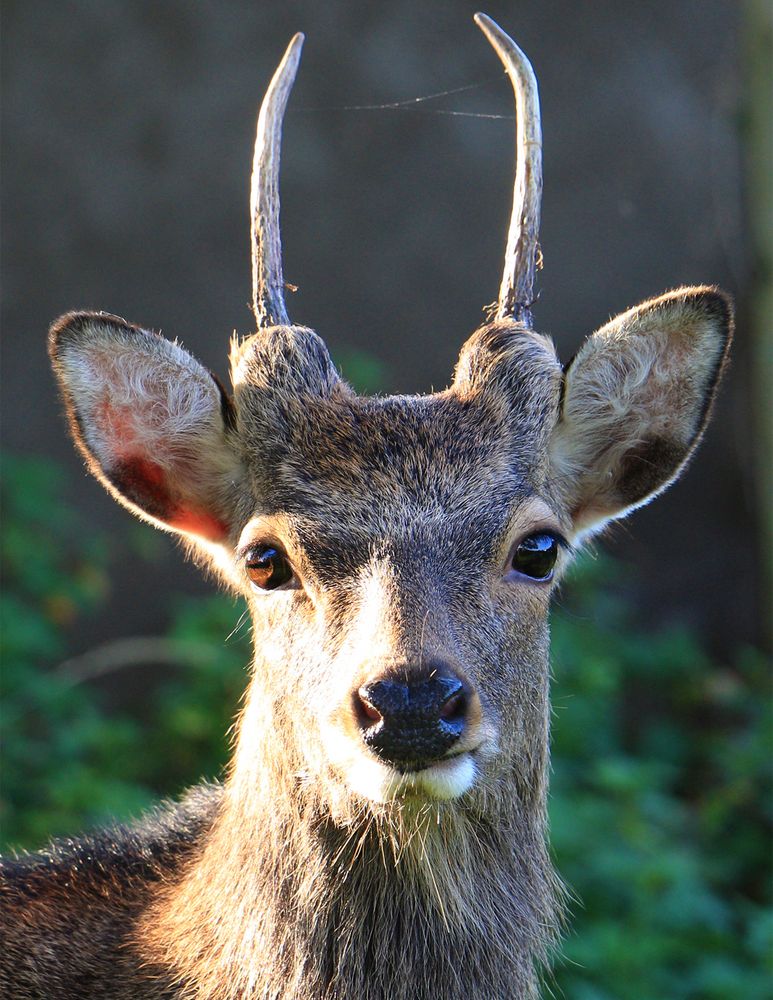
left=397, top=753, right=479, bottom=799
left=347, top=748, right=480, bottom=803
left=322, top=712, right=489, bottom=803
left=391, top=749, right=469, bottom=775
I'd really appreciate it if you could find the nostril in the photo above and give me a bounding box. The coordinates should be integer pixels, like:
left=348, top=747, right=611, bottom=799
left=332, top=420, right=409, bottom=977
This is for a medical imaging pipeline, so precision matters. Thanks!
left=355, top=687, right=383, bottom=727
left=439, top=689, right=466, bottom=722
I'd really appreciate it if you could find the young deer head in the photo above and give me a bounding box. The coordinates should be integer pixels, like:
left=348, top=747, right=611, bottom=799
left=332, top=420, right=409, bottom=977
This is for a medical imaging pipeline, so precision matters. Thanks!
left=43, top=14, right=731, bottom=1000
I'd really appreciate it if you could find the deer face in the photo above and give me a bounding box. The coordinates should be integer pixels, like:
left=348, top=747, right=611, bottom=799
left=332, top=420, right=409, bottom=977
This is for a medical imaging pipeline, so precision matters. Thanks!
left=228, top=323, right=564, bottom=806
left=49, top=17, right=731, bottom=820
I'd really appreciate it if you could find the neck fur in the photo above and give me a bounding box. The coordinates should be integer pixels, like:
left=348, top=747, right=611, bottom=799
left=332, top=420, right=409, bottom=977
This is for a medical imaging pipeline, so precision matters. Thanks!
left=141, top=704, right=562, bottom=1000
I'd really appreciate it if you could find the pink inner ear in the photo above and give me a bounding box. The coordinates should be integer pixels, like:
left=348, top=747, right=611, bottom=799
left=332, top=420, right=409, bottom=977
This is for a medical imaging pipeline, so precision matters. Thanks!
left=95, top=398, right=140, bottom=449
left=168, top=509, right=230, bottom=543
left=93, top=398, right=229, bottom=543
left=108, top=456, right=228, bottom=543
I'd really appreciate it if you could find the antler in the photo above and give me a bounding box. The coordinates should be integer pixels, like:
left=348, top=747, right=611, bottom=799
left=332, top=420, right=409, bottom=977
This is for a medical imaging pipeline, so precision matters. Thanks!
left=251, top=33, right=304, bottom=329
left=475, top=13, right=542, bottom=327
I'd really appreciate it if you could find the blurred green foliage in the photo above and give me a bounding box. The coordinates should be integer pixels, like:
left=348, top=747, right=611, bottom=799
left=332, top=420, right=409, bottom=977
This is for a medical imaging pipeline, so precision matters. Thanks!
left=1, top=453, right=249, bottom=845
left=1, top=451, right=770, bottom=998
left=549, top=557, right=771, bottom=998
left=336, top=347, right=392, bottom=394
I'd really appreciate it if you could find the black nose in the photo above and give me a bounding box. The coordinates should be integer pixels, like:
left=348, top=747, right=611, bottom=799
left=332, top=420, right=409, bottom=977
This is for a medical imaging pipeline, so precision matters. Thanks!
left=355, top=670, right=469, bottom=769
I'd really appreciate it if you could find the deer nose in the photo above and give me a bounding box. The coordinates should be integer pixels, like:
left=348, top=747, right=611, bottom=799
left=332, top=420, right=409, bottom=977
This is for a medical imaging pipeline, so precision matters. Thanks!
left=355, top=670, right=469, bottom=769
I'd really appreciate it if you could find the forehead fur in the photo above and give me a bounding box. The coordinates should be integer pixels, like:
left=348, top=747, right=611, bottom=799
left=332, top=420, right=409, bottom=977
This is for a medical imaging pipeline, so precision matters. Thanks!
left=229, top=321, right=563, bottom=539
left=236, top=387, right=560, bottom=528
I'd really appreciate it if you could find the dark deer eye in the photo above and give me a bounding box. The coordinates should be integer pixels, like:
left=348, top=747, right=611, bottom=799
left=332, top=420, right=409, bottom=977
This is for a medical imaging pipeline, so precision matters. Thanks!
left=510, top=532, right=560, bottom=581
left=245, top=545, right=294, bottom=591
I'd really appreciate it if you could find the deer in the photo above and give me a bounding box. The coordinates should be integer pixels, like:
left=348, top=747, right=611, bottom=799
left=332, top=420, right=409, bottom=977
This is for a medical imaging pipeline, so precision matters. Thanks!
left=0, top=13, right=732, bottom=1000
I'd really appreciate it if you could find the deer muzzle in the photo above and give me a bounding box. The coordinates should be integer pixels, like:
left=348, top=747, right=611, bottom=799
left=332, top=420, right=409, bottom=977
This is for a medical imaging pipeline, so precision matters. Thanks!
left=355, top=669, right=471, bottom=771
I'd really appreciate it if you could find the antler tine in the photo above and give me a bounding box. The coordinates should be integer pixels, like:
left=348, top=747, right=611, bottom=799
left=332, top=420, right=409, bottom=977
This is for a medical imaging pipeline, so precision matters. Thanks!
left=251, top=33, right=304, bottom=329
left=474, top=13, right=542, bottom=327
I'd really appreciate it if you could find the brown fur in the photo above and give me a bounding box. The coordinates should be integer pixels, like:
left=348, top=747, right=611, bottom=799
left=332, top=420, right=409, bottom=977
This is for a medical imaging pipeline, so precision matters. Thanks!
left=2, top=29, right=732, bottom=1000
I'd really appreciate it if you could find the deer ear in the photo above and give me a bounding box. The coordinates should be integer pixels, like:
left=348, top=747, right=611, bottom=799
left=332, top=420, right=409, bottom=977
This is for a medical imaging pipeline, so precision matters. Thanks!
left=49, top=312, right=244, bottom=545
left=550, top=287, right=732, bottom=539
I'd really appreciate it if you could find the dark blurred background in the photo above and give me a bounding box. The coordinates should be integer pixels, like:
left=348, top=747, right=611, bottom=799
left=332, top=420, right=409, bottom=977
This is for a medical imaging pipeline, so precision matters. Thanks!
left=2, top=2, right=770, bottom=996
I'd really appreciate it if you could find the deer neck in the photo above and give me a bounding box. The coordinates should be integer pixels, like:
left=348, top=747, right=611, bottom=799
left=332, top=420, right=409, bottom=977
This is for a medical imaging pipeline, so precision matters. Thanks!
left=142, top=702, right=561, bottom=1000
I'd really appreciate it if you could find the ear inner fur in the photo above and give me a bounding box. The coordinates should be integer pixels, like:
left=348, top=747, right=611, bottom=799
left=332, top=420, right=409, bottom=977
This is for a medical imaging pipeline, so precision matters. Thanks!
left=548, top=286, right=733, bottom=537
left=49, top=311, right=244, bottom=546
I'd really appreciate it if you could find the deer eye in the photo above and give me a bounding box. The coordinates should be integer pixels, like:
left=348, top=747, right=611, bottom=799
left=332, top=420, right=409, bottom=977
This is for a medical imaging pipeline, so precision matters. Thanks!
left=510, top=532, right=560, bottom=581
left=245, top=545, right=295, bottom=591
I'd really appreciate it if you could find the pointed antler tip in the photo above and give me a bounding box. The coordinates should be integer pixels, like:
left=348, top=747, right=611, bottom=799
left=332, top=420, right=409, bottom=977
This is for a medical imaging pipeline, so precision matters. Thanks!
left=278, top=33, right=305, bottom=76
left=288, top=32, right=305, bottom=53
left=473, top=13, right=502, bottom=40
left=473, top=14, right=542, bottom=327
left=251, top=33, right=306, bottom=330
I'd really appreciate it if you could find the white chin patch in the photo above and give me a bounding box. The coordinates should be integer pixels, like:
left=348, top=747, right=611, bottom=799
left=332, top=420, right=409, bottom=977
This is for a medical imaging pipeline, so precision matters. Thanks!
left=347, top=753, right=476, bottom=803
